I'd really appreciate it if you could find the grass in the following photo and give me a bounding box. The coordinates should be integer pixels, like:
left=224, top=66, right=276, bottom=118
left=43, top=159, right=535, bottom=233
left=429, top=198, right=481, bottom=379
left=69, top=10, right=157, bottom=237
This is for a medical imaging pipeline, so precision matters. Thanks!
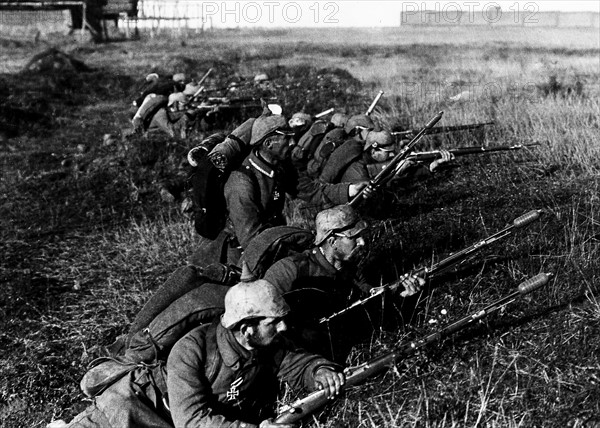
left=1, top=26, right=599, bottom=427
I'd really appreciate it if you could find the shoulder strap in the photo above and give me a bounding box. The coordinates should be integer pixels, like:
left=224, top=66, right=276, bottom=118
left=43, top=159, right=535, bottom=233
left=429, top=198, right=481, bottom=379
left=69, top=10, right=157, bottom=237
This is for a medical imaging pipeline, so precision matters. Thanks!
left=204, top=324, right=223, bottom=384
left=227, top=133, right=246, bottom=148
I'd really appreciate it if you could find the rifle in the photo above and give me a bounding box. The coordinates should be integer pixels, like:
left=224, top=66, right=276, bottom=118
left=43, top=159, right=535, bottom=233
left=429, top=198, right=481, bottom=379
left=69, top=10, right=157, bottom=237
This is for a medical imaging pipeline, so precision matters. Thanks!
left=392, top=121, right=494, bottom=139
left=314, top=107, right=335, bottom=119
left=275, top=272, right=552, bottom=424
left=319, top=209, right=542, bottom=323
left=187, top=96, right=272, bottom=115
left=406, top=142, right=540, bottom=163
left=366, top=90, right=384, bottom=116
left=349, top=111, right=443, bottom=206
left=180, top=68, right=214, bottom=108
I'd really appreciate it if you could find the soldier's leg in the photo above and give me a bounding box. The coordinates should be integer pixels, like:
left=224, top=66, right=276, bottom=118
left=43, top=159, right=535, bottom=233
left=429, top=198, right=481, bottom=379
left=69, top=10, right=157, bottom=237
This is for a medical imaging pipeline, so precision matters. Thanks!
left=51, top=372, right=172, bottom=428
left=188, top=229, right=230, bottom=267
left=148, top=109, right=175, bottom=138
left=46, top=404, right=112, bottom=428
left=94, top=372, right=172, bottom=428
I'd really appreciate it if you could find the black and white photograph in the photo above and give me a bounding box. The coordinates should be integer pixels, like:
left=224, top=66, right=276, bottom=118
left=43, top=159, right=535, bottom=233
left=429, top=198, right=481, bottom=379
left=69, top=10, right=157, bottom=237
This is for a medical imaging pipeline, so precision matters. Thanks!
left=1, top=1, right=599, bottom=426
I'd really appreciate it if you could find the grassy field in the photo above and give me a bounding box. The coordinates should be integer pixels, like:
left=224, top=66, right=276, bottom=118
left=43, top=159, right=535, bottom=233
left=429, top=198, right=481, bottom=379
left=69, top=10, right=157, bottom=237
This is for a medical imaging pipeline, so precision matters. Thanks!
left=1, top=25, right=599, bottom=427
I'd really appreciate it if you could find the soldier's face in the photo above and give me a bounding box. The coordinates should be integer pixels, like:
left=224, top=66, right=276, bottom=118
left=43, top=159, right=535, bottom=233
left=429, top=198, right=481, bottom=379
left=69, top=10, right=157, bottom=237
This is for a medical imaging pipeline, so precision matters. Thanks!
left=370, top=146, right=395, bottom=163
left=268, top=135, right=295, bottom=163
left=332, top=233, right=366, bottom=263
left=247, top=316, right=287, bottom=347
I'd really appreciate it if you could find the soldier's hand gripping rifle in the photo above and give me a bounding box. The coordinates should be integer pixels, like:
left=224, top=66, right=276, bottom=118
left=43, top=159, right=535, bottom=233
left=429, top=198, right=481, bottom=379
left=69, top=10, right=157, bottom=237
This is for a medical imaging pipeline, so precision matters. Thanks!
left=349, top=111, right=444, bottom=206
left=406, top=142, right=541, bottom=163
left=366, top=90, right=384, bottom=116
left=276, top=272, right=552, bottom=424
left=392, top=121, right=494, bottom=139
left=320, top=209, right=542, bottom=324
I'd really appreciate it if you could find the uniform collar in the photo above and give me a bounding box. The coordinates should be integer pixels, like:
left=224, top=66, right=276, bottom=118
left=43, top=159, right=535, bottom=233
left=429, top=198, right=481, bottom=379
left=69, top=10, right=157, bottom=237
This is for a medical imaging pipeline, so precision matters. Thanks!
left=312, top=247, right=339, bottom=275
left=215, top=320, right=255, bottom=371
left=247, top=150, right=275, bottom=178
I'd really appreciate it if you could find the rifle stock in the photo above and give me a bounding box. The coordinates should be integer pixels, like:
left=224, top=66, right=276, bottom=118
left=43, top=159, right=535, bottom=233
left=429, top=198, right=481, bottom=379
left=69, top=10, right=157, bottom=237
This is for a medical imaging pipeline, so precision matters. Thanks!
left=276, top=273, right=552, bottom=424
left=319, top=209, right=542, bottom=323
left=349, top=111, right=443, bottom=206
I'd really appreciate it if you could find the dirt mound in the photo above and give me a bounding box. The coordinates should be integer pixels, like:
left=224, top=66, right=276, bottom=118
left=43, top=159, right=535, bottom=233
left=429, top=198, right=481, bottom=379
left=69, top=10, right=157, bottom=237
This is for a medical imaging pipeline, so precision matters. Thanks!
left=0, top=64, right=134, bottom=141
left=22, top=48, right=92, bottom=74
left=264, top=64, right=365, bottom=114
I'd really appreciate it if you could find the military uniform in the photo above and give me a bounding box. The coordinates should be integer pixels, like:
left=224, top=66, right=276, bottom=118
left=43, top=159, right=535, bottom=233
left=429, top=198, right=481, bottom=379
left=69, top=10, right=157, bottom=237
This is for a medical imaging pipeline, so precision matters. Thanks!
left=189, top=113, right=354, bottom=267
left=263, top=248, right=370, bottom=360
left=55, top=319, right=335, bottom=428
left=167, top=319, right=337, bottom=428
left=320, top=131, right=434, bottom=185
left=224, top=151, right=353, bottom=251
left=264, top=247, right=369, bottom=297
left=224, top=150, right=292, bottom=249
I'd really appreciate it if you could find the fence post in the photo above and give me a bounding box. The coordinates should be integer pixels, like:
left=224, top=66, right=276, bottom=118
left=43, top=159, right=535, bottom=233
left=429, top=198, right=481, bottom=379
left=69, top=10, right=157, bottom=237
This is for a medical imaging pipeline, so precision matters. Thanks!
left=80, top=2, right=86, bottom=41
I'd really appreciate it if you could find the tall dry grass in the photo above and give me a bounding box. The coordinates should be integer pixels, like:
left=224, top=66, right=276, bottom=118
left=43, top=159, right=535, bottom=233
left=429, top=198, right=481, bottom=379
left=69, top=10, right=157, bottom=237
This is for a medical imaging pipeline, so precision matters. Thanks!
left=2, top=26, right=599, bottom=427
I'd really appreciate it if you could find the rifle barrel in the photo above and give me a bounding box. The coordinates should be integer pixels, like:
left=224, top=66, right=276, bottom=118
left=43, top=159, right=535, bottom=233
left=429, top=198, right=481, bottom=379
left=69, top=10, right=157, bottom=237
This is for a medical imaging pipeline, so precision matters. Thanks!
left=427, top=209, right=541, bottom=278
left=407, top=143, right=539, bottom=162
left=276, top=273, right=552, bottom=424
left=319, top=210, right=541, bottom=323
left=349, top=111, right=443, bottom=207
left=366, top=90, right=384, bottom=116
left=198, top=68, right=213, bottom=86
left=393, top=122, right=494, bottom=138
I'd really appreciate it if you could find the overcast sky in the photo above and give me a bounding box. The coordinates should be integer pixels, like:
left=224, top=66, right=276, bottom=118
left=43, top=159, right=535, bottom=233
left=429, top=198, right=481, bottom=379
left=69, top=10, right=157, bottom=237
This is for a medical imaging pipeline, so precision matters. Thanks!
left=182, top=1, right=600, bottom=27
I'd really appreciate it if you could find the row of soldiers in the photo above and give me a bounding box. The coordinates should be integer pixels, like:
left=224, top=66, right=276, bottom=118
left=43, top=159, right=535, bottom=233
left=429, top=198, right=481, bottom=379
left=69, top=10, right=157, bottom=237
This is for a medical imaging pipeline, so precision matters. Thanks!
left=49, top=105, right=464, bottom=427
left=130, top=70, right=274, bottom=138
left=187, top=107, right=453, bottom=266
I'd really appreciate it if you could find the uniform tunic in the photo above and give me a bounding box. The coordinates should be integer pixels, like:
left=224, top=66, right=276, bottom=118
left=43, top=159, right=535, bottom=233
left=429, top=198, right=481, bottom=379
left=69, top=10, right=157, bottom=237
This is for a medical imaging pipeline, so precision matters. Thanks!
left=263, top=248, right=371, bottom=360
left=58, top=319, right=336, bottom=428
left=167, top=320, right=336, bottom=427
left=224, top=151, right=352, bottom=250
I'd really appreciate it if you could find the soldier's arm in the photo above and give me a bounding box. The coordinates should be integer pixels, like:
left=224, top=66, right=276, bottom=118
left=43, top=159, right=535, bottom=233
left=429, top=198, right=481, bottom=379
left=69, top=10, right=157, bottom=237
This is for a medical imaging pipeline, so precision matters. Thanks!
left=295, top=173, right=352, bottom=206
left=339, top=160, right=370, bottom=183
left=275, top=338, right=343, bottom=393
left=224, top=170, right=264, bottom=249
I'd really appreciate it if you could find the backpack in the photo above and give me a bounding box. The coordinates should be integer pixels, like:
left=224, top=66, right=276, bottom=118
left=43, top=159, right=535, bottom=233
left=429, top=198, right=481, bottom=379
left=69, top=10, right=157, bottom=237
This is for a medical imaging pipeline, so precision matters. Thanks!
left=305, top=127, right=349, bottom=178
left=79, top=225, right=317, bottom=398
left=125, top=225, right=313, bottom=362
left=128, top=263, right=240, bottom=338
left=133, top=78, right=183, bottom=108
left=132, top=94, right=168, bottom=132
left=125, top=282, right=231, bottom=363
left=290, top=120, right=332, bottom=164
left=188, top=118, right=255, bottom=239
left=317, top=137, right=364, bottom=184
left=81, top=284, right=228, bottom=398
left=240, top=225, right=315, bottom=279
